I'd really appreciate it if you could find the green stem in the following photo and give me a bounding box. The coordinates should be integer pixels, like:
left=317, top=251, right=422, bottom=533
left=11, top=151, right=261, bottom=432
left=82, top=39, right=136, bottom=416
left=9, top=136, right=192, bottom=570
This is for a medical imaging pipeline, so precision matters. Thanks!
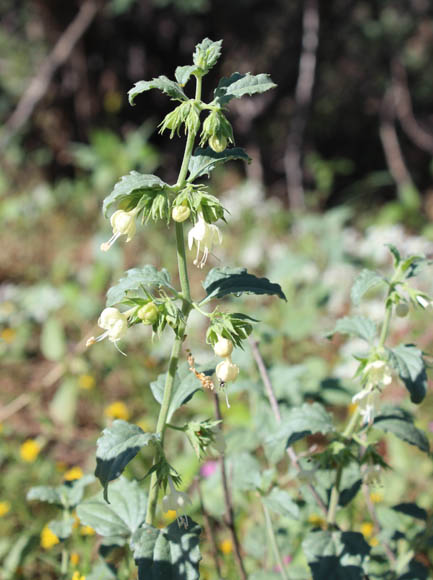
left=379, top=302, right=393, bottom=348
left=326, top=464, right=343, bottom=527
left=262, top=500, right=289, bottom=580
left=145, top=75, right=201, bottom=526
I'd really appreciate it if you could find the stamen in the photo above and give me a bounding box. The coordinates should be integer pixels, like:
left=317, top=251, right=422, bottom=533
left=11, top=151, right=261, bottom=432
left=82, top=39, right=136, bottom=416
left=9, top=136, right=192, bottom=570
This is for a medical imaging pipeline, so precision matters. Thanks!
left=113, top=340, right=127, bottom=357
left=85, top=336, right=96, bottom=347
left=100, top=232, right=121, bottom=252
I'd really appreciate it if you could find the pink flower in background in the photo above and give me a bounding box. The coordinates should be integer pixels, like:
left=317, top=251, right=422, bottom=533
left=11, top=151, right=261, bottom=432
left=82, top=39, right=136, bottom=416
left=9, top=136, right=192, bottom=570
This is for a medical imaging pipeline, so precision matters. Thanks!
left=273, top=555, right=292, bottom=572
left=200, top=460, right=218, bottom=478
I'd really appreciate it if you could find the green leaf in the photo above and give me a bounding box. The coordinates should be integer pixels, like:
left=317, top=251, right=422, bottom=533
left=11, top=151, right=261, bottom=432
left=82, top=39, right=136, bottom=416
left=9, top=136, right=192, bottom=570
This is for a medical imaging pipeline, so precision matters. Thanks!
left=106, top=265, right=174, bottom=306
left=229, top=452, right=262, bottom=491
left=392, top=502, right=427, bottom=521
left=95, top=421, right=159, bottom=498
left=49, top=377, right=78, bottom=426
left=77, top=477, right=147, bottom=539
left=350, top=269, right=384, bottom=306
left=131, top=518, right=201, bottom=580
left=187, top=146, right=251, bottom=181
left=48, top=517, right=74, bottom=540
left=193, top=38, right=222, bottom=72
left=40, top=317, right=66, bottom=361
left=214, top=72, right=276, bottom=105
left=27, top=475, right=95, bottom=509
left=303, top=530, right=370, bottom=579
left=329, top=316, right=376, bottom=343
left=310, top=463, right=362, bottom=508
left=262, top=488, right=299, bottom=520
left=128, top=76, right=187, bottom=105
left=150, top=365, right=204, bottom=421
left=103, top=171, right=168, bottom=217
left=175, top=65, right=200, bottom=86
left=203, top=267, right=286, bottom=301
left=373, top=408, right=429, bottom=453
left=386, top=344, right=427, bottom=403
left=87, top=561, right=117, bottom=580
left=265, top=403, right=334, bottom=463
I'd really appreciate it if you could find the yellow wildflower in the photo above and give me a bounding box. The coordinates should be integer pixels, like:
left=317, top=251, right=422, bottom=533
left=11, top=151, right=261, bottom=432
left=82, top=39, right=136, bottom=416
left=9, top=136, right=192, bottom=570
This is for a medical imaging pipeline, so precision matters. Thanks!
left=369, top=536, right=379, bottom=547
left=163, top=509, right=177, bottom=521
left=360, top=522, right=374, bottom=539
left=219, top=539, right=233, bottom=555
left=20, top=439, right=41, bottom=462
left=1, top=328, right=16, bottom=343
left=308, top=513, right=325, bottom=527
left=64, top=467, right=84, bottom=481
left=80, top=525, right=95, bottom=536
left=0, top=501, right=11, bottom=517
left=370, top=491, right=383, bottom=503
left=72, top=572, right=86, bottom=580
left=104, top=401, right=130, bottom=421
left=78, top=374, right=95, bottom=390
left=41, top=525, right=60, bottom=549
left=136, top=419, right=152, bottom=432
left=347, top=402, right=358, bottom=416
left=70, top=552, right=80, bottom=566
left=72, top=511, right=80, bottom=529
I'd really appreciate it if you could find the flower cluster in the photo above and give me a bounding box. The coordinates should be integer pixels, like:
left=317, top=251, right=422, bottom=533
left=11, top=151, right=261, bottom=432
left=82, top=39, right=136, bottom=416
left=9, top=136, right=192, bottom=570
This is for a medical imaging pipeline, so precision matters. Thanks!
left=213, top=337, right=239, bottom=408
left=352, top=359, right=393, bottom=424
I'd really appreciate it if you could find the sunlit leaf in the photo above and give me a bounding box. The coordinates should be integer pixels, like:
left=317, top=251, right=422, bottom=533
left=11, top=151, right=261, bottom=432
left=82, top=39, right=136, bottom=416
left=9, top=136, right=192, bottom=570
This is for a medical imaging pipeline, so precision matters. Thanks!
left=386, top=344, right=427, bottom=403
left=187, top=146, right=250, bottom=181
left=203, top=267, right=286, bottom=301
left=128, top=77, right=187, bottom=105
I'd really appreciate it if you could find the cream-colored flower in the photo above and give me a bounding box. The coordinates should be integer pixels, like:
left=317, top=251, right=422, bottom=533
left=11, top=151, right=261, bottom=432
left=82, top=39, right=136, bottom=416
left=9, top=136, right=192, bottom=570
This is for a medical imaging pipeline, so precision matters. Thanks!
left=213, top=337, right=233, bottom=358
left=86, top=307, right=128, bottom=353
left=172, top=205, right=191, bottom=223
left=363, top=360, right=392, bottom=389
left=100, top=208, right=138, bottom=252
left=215, top=358, right=239, bottom=383
left=188, top=213, right=222, bottom=268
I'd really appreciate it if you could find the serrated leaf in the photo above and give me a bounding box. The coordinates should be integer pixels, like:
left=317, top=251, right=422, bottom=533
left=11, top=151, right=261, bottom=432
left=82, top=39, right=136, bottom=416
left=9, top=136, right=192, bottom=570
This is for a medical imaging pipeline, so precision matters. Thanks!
left=27, top=475, right=95, bottom=509
left=392, top=502, right=427, bottom=521
left=106, top=265, right=174, bottom=306
left=329, top=316, right=377, bottom=343
left=309, top=463, right=362, bottom=508
left=150, top=366, right=203, bottom=421
left=374, top=407, right=429, bottom=453
left=87, top=561, right=117, bottom=580
left=386, top=344, right=427, bottom=403
left=128, top=76, right=187, bottom=105
left=77, top=477, right=147, bottom=539
left=214, top=72, right=276, bottom=105
left=175, top=65, right=200, bottom=86
left=103, top=171, right=168, bottom=217
left=187, top=146, right=251, bottom=182
left=203, top=267, right=286, bottom=301
left=48, top=517, right=74, bottom=540
left=131, top=518, right=201, bottom=580
left=193, top=38, right=222, bottom=72
left=262, top=488, right=299, bottom=519
left=303, top=530, right=370, bottom=579
left=265, top=403, right=334, bottom=463
left=350, top=269, right=384, bottom=306
left=95, top=421, right=159, bottom=497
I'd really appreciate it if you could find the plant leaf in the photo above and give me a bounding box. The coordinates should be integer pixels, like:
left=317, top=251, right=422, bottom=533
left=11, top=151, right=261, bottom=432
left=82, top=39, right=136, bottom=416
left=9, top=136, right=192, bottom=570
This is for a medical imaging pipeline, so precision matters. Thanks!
left=350, top=269, right=384, bottom=306
left=48, top=517, right=74, bottom=540
left=106, top=265, right=174, bottom=306
left=27, top=475, right=95, bottom=509
left=150, top=365, right=204, bottom=421
left=329, top=316, right=377, bottom=343
left=392, top=502, right=427, bottom=521
left=386, top=344, right=427, bottom=403
left=373, top=407, right=429, bottom=453
left=175, top=65, right=200, bottom=86
left=95, top=421, right=159, bottom=498
left=131, top=518, right=201, bottom=580
left=103, top=171, right=168, bottom=217
left=187, top=146, right=251, bottom=181
left=193, top=38, right=222, bottom=72
left=303, top=530, right=370, bottom=579
left=128, top=76, right=187, bottom=105
left=262, top=488, right=300, bottom=519
left=203, top=267, right=286, bottom=301
left=214, top=72, right=276, bottom=105
left=77, top=477, right=147, bottom=539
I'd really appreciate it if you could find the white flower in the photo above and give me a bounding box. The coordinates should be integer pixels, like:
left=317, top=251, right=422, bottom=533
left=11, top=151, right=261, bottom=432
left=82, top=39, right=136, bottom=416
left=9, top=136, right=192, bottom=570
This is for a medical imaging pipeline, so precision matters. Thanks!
left=213, top=337, right=233, bottom=358
left=162, top=477, right=191, bottom=527
left=416, top=295, right=432, bottom=309
left=100, top=209, right=138, bottom=252
left=188, top=213, right=222, bottom=268
left=363, top=360, right=392, bottom=389
left=215, top=358, right=239, bottom=383
left=352, top=389, right=380, bottom=425
left=86, top=307, right=128, bottom=354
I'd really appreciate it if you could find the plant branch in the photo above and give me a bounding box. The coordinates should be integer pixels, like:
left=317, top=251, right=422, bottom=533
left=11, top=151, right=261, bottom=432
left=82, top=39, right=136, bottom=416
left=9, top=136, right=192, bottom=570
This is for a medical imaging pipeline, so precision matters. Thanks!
left=213, top=391, right=248, bottom=580
left=249, top=338, right=327, bottom=515
left=262, top=499, right=290, bottom=580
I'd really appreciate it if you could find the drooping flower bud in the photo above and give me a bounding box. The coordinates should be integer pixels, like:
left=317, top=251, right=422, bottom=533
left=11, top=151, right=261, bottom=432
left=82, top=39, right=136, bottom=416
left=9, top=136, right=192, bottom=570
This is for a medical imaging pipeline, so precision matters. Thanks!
left=87, top=307, right=128, bottom=354
left=209, top=135, right=227, bottom=153
left=215, top=357, right=239, bottom=383
left=137, top=302, right=159, bottom=325
left=172, top=205, right=191, bottom=223
left=188, top=212, right=222, bottom=268
left=395, top=302, right=409, bottom=317
left=213, top=337, right=233, bottom=358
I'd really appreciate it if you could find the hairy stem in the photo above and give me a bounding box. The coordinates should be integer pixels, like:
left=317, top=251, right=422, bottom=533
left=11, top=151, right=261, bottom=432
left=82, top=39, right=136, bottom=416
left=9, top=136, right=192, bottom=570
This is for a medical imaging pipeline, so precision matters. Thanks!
left=145, top=76, right=201, bottom=526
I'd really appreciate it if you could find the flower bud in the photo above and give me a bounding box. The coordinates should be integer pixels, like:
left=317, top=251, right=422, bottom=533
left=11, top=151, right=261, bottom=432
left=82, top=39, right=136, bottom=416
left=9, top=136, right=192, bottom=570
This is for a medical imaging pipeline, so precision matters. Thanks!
left=209, top=135, right=227, bottom=153
left=172, top=205, right=191, bottom=223
left=213, top=337, right=233, bottom=358
left=395, top=302, right=409, bottom=317
left=215, top=358, right=239, bottom=383
left=137, top=302, right=159, bottom=325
